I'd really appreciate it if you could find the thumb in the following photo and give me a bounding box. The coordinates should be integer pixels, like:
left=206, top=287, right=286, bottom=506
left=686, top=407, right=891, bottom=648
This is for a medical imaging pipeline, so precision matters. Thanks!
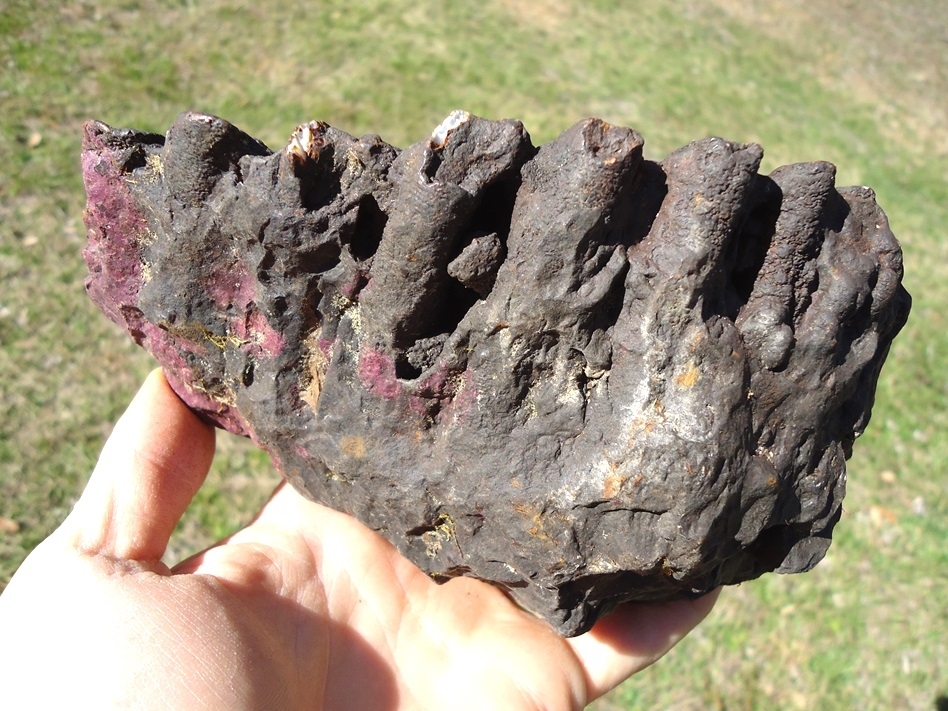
left=568, top=589, right=722, bottom=701
left=63, top=369, right=215, bottom=563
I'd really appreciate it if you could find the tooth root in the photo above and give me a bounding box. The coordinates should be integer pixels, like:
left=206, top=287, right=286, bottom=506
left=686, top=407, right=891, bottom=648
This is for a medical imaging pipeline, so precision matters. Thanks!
left=736, top=161, right=837, bottom=368
left=624, top=138, right=763, bottom=323
left=492, top=118, right=643, bottom=328
left=774, top=162, right=837, bottom=323
left=162, top=111, right=270, bottom=207
left=359, top=113, right=533, bottom=351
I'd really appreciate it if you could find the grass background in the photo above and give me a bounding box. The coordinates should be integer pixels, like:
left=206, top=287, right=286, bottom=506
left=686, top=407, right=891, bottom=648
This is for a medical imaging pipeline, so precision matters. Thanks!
left=1, top=0, right=945, bottom=707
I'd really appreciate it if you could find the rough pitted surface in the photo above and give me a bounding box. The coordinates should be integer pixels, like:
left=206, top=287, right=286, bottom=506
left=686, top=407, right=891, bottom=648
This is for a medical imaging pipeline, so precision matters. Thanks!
left=82, top=111, right=910, bottom=636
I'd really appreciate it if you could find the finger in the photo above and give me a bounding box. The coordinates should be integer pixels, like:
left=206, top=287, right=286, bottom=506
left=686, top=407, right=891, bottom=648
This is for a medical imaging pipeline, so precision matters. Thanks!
left=63, top=369, right=215, bottom=563
left=169, top=482, right=300, bottom=575
left=237, top=481, right=415, bottom=589
left=568, top=589, right=721, bottom=702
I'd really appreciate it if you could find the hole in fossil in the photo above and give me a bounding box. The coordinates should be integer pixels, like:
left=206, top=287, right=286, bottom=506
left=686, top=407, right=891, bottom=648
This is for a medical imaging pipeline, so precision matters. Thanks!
left=429, top=565, right=473, bottom=582
left=619, top=161, right=667, bottom=248
left=713, top=176, right=781, bottom=321
left=395, top=333, right=451, bottom=380
left=466, top=178, right=519, bottom=244
left=423, top=148, right=443, bottom=181
left=295, top=240, right=341, bottom=276
left=350, top=194, right=387, bottom=260
left=120, top=145, right=150, bottom=172
left=257, top=250, right=276, bottom=284
left=438, top=279, right=480, bottom=331
left=398, top=178, right=521, bottom=354
left=394, top=355, right=423, bottom=381
left=298, top=146, right=340, bottom=212
left=732, top=209, right=779, bottom=303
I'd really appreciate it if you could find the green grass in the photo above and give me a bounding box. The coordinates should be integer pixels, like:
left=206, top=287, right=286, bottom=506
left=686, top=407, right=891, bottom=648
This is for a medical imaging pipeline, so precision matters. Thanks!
left=1, top=1, right=946, bottom=707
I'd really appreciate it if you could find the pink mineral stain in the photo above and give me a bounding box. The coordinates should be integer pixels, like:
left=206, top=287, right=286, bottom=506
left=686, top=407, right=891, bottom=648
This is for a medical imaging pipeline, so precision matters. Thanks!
left=139, top=320, right=253, bottom=440
left=206, top=257, right=285, bottom=359
left=205, top=257, right=257, bottom=313
left=163, top=366, right=255, bottom=440
left=337, top=270, right=369, bottom=301
left=358, top=349, right=402, bottom=400
left=81, top=134, right=148, bottom=330
left=413, top=363, right=479, bottom=421
left=226, top=305, right=286, bottom=360
left=317, top=335, right=335, bottom=359
left=442, top=367, right=479, bottom=421
left=357, top=350, right=481, bottom=421
left=244, top=307, right=285, bottom=358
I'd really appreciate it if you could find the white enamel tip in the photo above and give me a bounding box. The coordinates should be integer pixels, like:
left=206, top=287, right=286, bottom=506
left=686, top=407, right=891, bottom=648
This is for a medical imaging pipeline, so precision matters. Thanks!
left=287, top=121, right=325, bottom=162
left=430, top=110, right=471, bottom=148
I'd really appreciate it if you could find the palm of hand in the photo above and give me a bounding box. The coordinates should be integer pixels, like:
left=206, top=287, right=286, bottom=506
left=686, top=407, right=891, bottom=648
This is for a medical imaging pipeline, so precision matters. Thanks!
left=0, top=372, right=717, bottom=710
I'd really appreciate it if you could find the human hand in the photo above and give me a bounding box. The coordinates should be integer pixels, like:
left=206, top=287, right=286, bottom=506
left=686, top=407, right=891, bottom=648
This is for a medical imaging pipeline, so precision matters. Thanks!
left=0, top=370, right=718, bottom=710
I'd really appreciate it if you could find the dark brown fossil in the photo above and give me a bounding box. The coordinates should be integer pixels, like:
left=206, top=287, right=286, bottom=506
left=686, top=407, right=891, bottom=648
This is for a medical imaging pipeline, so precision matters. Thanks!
left=82, top=110, right=910, bottom=636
